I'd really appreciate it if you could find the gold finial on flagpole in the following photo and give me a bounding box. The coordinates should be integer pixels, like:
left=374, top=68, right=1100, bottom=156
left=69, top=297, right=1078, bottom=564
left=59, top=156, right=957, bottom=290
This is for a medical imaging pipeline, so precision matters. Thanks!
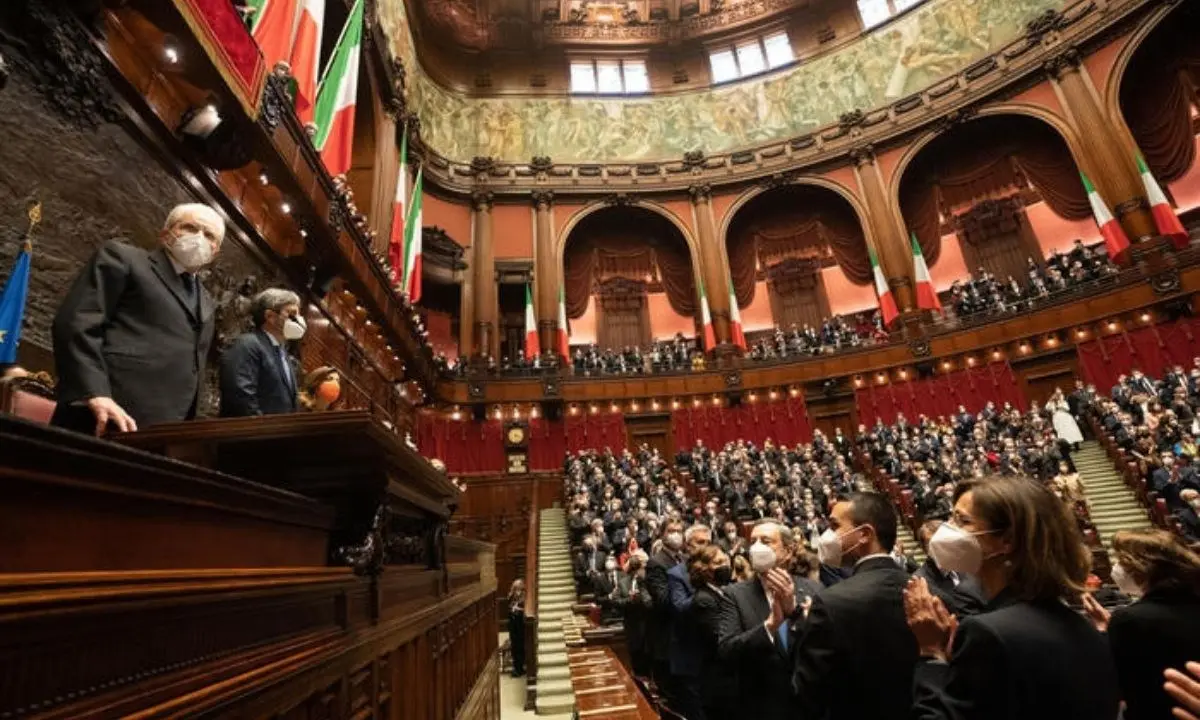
left=22, top=200, right=41, bottom=253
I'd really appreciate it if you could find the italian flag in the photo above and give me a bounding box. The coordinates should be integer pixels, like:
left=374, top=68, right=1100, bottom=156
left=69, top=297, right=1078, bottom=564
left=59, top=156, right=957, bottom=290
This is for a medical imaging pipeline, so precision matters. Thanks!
left=248, top=0, right=299, bottom=72
left=557, top=286, right=570, bottom=360
left=524, top=284, right=541, bottom=361
left=312, top=0, right=363, bottom=177
left=1138, top=154, right=1189, bottom=248
left=289, top=0, right=325, bottom=124
left=699, top=280, right=716, bottom=351
left=728, top=280, right=746, bottom=351
left=401, top=166, right=424, bottom=303
left=1082, top=172, right=1131, bottom=264
left=870, top=247, right=899, bottom=328
left=911, top=233, right=941, bottom=313
left=388, top=128, right=408, bottom=287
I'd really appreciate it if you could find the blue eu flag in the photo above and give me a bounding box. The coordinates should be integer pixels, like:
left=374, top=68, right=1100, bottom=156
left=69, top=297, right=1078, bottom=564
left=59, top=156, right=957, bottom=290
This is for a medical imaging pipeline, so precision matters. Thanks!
left=0, top=244, right=31, bottom=364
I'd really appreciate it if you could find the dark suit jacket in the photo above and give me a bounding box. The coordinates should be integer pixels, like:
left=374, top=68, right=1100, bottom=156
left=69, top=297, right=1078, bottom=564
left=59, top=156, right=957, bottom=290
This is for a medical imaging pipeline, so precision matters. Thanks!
left=914, top=558, right=987, bottom=618
left=619, top=573, right=653, bottom=660
left=666, top=563, right=702, bottom=677
left=792, top=556, right=919, bottom=720
left=645, top=548, right=679, bottom=663
left=691, top=584, right=739, bottom=714
left=1107, top=587, right=1200, bottom=720
left=219, top=329, right=298, bottom=417
left=51, top=241, right=214, bottom=430
left=913, top=590, right=1119, bottom=720
left=718, top=573, right=821, bottom=720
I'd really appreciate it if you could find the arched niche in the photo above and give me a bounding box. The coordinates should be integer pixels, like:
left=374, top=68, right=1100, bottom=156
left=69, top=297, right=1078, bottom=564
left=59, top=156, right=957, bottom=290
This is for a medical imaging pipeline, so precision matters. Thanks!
left=1112, top=1, right=1200, bottom=192
left=559, top=204, right=700, bottom=349
left=724, top=184, right=873, bottom=330
left=894, top=113, right=1094, bottom=286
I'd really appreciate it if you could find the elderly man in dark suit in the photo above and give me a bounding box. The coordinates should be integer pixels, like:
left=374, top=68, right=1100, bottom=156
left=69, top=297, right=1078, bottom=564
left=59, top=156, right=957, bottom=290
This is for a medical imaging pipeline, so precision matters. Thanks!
left=219, top=288, right=304, bottom=417
left=717, top=520, right=821, bottom=720
left=792, top=492, right=920, bottom=720
left=51, top=204, right=223, bottom=434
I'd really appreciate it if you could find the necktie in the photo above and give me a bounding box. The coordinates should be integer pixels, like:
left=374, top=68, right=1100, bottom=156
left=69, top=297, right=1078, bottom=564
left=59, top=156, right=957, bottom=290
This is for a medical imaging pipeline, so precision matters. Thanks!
left=180, top=273, right=198, bottom=314
left=777, top=619, right=790, bottom=651
left=277, top=346, right=294, bottom=391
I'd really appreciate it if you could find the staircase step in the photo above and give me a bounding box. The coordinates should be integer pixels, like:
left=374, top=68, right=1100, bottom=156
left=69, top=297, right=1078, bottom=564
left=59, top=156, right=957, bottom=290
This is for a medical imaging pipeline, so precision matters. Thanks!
left=535, top=693, right=576, bottom=715
left=537, top=665, right=571, bottom=681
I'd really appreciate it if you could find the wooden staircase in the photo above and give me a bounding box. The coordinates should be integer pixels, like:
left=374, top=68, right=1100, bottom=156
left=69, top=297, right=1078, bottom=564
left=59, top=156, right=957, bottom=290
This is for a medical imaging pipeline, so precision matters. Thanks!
left=531, top=508, right=576, bottom=717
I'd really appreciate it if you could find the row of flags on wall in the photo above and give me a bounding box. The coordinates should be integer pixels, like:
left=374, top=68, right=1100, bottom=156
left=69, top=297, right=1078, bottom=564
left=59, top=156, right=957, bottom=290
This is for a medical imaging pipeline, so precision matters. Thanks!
left=869, top=156, right=1188, bottom=329
left=247, top=0, right=361, bottom=177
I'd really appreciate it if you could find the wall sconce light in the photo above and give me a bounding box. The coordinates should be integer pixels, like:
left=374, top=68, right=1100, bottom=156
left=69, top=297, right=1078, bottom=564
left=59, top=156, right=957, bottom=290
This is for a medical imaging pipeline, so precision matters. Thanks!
left=530, top=405, right=540, bottom=418
left=992, top=349, right=1002, bottom=361
left=693, top=397, right=702, bottom=407
left=1019, top=343, right=1031, bottom=354
left=854, top=376, right=863, bottom=387
left=590, top=404, right=599, bottom=415
left=164, top=45, right=180, bottom=65
left=748, top=393, right=757, bottom=403
left=610, top=403, right=619, bottom=413
left=966, top=356, right=976, bottom=367
left=1140, top=313, right=1152, bottom=323
left=711, top=396, right=721, bottom=406
left=899, top=369, right=908, bottom=379
left=789, top=387, right=800, bottom=397
left=769, top=389, right=779, bottom=400
left=280, top=202, right=292, bottom=215
left=630, top=401, right=640, bottom=412
left=1107, top=320, right=1119, bottom=331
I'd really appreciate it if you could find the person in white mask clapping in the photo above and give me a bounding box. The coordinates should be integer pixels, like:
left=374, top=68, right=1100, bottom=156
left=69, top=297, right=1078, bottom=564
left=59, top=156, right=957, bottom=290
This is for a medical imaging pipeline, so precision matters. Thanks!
left=715, top=520, right=819, bottom=720
left=904, top=475, right=1120, bottom=720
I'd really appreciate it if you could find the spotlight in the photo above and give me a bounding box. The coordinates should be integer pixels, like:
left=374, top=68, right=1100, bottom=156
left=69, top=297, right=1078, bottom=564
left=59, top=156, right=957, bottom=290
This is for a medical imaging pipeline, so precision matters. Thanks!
left=164, top=46, right=180, bottom=65
left=300, top=229, right=308, bottom=238
left=281, top=202, right=292, bottom=215
left=259, top=172, right=269, bottom=185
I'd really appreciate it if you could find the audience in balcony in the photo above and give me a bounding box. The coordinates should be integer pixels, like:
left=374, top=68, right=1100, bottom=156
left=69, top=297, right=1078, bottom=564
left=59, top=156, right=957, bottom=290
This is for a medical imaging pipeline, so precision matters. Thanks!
left=747, top=312, right=888, bottom=362
left=951, top=241, right=1117, bottom=319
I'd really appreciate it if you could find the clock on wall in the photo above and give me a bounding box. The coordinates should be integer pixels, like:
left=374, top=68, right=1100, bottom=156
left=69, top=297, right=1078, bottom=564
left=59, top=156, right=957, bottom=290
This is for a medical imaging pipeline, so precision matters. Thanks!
left=504, top=421, right=529, bottom=449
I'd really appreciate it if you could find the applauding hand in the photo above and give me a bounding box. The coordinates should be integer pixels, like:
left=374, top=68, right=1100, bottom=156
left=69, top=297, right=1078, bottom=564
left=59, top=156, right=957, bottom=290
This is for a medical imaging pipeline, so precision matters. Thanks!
left=904, top=576, right=958, bottom=662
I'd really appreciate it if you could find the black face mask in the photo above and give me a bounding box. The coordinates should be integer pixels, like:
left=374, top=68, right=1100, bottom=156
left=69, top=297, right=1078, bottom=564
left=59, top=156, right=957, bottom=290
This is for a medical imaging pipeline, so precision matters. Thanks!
left=713, top=565, right=734, bottom=586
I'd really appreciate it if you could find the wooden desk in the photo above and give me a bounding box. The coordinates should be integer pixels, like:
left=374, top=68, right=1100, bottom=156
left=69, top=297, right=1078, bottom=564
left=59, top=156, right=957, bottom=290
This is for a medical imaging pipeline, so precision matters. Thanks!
left=567, top=646, right=658, bottom=719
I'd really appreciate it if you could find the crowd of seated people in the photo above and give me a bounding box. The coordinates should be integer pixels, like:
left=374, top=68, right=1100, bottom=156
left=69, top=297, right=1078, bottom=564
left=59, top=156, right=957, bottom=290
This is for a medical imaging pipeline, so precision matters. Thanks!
left=747, top=312, right=888, bottom=362
left=1092, top=364, right=1200, bottom=542
left=558, top=437, right=1200, bottom=720
left=950, top=240, right=1117, bottom=318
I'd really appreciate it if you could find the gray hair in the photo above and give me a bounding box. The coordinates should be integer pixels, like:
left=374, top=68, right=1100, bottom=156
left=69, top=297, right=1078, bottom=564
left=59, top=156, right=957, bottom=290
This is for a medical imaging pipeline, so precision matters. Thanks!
left=163, top=203, right=224, bottom=238
left=251, top=288, right=301, bottom=326
left=684, top=524, right=712, bottom=544
left=754, top=519, right=794, bottom=547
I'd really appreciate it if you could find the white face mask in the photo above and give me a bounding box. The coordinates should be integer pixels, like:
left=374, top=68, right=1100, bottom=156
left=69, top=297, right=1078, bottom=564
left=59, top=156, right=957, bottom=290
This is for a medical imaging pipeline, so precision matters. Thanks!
left=167, top=231, right=214, bottom=271
left=928, top=522, right=996, bottom=575
left=282, top=315, right=307, bottom=341
left=665, top=532, right=683, bottom=551
left=817, top=528, right=844, bottom=566
left=1111, top=563, right=1142, bottom=597
left=748, top=541, right=777, bottom=573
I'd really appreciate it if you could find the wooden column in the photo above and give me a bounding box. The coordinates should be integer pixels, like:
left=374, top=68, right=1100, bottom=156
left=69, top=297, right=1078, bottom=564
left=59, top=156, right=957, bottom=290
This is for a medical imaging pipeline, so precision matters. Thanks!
left=459, top=238, right=475, bottom=358
left=689, top=183, right=731, bottom=349
left=850, top=146, right=916, bottom=314
left=471, top=191, right=497, bottom=359
left=532, top=191, right=558, bottom=355
left=1047, top=49, right=1158, bottom=245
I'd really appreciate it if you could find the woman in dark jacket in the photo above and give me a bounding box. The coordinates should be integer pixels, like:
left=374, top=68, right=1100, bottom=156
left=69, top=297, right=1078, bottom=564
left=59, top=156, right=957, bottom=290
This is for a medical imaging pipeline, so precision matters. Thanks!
left=687, top=545, right=739, bottom=720
left=904, top=475, right=1120, bottom=720
left=1103, top=529, right=1200, bottom=720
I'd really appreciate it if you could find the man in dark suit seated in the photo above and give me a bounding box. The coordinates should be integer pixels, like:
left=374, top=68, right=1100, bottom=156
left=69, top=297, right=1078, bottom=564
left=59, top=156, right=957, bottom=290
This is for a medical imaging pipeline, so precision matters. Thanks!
left=50, top=204, right=223, bottom=435
left=792, top=492, right=920, bottom=720
left=717, top=520, right=821, bottom=720
left=219, top=288, right=304, bottom=417
left=914, top=519, right=987, bottom=618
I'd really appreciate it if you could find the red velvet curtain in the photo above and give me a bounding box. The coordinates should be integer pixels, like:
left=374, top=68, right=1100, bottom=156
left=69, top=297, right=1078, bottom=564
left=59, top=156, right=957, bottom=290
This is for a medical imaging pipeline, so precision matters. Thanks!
left=416, top=415, right=507, bottom=475
left=562, top=414, right=628, bottom=454
left=529, top=418, right=567, bottom=470
left=727, top=187, right=869, bottom=307
left=901, top=117, right=1090, bottom=260
left=672, top=396, right=812, bottom=449
left=1119, top=17, right=1200, bottom=183
left=1076, top=319, right=1200, bottom=392
left=854, top=362, right=1026, bottom=426
left=564, top=213, right=696, bottom=319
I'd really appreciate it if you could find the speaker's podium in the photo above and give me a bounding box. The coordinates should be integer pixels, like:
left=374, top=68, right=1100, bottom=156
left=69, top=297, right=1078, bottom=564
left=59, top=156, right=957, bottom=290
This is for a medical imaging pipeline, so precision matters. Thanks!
left=0, top=411, right=500, bottom=720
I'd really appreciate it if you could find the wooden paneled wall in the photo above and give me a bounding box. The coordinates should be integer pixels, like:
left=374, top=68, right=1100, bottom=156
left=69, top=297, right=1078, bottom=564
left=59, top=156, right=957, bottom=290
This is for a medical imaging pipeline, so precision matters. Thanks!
left=449, top=472, right=563, bottom=619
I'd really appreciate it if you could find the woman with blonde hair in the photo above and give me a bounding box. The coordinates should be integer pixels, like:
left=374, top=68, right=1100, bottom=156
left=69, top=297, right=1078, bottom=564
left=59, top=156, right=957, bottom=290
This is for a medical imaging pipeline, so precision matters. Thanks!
left=904, top=475, right=1119, bottom=719
left=1096, top=529, right=1200, bottom=720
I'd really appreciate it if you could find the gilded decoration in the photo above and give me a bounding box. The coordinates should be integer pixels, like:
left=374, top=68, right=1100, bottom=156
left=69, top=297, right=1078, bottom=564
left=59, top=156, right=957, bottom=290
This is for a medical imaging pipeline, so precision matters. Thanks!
left=379, top=0, right=1064, bottom=164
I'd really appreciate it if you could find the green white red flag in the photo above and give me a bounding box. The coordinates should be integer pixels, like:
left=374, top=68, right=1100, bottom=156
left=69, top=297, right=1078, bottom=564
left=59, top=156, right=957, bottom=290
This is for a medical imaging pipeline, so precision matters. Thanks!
left=289, top=0, right=325, bottom=124
left=312, top=0, right=363, bottom=177
left=1082, top=172, right=1131, bottom=264
left=911, top=233, right=941, bottom=313
left=1137, top=154, right=1189, bottom=248
left=524, top=284, right=541, bottom=361
left=699, top=280, right=716, bottom=350
left=248, top=0, right=299, bottom=72
left=557, top=286, right=570, bottom=360
left=388, top=127, right=408, bottom=287
left=728, top=280, right=746, bottom=351
left=870, top=247, right=899, bottom=328
left=401, top=165, right=424, bottom=303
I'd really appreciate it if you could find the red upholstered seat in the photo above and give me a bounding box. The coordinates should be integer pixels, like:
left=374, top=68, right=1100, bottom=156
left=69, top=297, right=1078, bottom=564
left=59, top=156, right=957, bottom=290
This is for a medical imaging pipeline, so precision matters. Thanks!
left=0, top=377, right=56, bottom=424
